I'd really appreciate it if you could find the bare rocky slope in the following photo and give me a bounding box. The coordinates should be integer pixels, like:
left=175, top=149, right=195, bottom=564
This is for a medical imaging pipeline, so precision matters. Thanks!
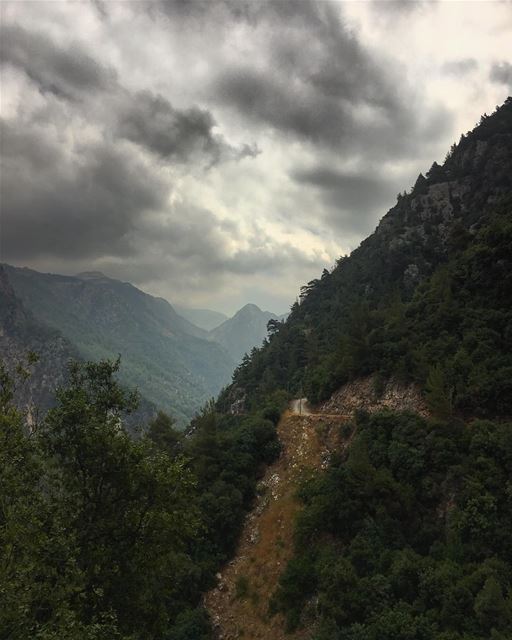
left=206, top=377, right=427, bottom=639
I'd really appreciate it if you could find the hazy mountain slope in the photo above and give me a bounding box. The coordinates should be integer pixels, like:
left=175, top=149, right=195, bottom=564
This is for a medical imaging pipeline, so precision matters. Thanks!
left=174, top=305, right=228, bottom=331
left=209, top=303, right=278, bottom=362
left=220, top=98, right=512, bottom=416
left=3, top=266, right=236, bottom=424
left=0, top=266, right=77, bottom=424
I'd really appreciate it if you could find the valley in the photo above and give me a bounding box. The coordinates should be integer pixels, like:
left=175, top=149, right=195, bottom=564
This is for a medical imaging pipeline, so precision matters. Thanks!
left=0, top=266, right=280, bottom=425
left=1, top=97, right=511, bottom=640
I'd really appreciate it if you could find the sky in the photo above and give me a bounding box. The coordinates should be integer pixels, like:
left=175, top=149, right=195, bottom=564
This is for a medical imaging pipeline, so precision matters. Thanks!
left=1, top=0, right=511, bottom=315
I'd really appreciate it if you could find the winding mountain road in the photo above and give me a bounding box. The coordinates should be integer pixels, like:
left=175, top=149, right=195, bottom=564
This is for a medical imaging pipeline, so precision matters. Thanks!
left=289, top=398, right=350, bottom=420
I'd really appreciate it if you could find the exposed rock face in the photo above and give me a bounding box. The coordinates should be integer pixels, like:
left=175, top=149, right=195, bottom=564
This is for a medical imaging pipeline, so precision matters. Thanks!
left=318, top=375, right=429, bottom=417
left=345, top=106, right=512, bottom=301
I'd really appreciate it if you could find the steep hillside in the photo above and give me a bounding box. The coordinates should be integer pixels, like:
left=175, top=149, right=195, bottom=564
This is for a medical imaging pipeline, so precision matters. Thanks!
left=205, top=407, right=351, bottom=640
left=3, top=266, right=236, bottom=424
left=220, top=98, right=512, bottom=419
left=206, top=375, right=430, bottom=639
left=0, top=267, right=77, bottom=425
left=210, top=98, right=512, bottom=640
left=210, top=303, right=278, bottom=362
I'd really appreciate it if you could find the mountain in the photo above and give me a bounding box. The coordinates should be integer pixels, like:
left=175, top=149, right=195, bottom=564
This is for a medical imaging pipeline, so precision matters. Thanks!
left=209, top=98, right=512, bottom=638
left=174, top=305, right=228, bottom=331
left=2, top=266, right=236, bottom=425
left=220, top=98, right=512, bottom=418
left=5, top=100, right=512, bottom=640
left=0, top=266, right=77, bottom=425
left=209, top=303, right=278, bottom=362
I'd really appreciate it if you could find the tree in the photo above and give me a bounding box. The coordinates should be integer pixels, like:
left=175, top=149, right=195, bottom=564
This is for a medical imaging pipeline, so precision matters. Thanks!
left=425, top=364, right=453, bottom=419
left=474, top=576, right=511, bottom=631
left=1, top=359, right=201, bottom=639
left=147, top=410, right=180, bottom=455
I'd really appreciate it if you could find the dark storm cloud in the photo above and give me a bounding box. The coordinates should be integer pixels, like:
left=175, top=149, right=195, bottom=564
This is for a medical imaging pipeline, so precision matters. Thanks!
left=292, top=166, right=397, bottom=233
left=490, top=62, right=512, bottom=87
left=0, top=16, right=265, bottom=300
left=208, top=0, right=450, bottom=159
left=116, top=90, right=259, bottom=164
left=0, top=23, right=116, bottom=100
left=442, top=59, right=478, bottom=76
left=370, top=0, right=436, bottom=15
left=0, top=22, right=254, bottom=167
left=0, top=119, right=169, bottom=261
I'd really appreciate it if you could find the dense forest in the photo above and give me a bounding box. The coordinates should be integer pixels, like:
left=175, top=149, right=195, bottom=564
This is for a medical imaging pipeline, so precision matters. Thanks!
left=271, top=411, right=512, bottom=639
left=1, top=99, right=511, bottom=639
left=220, top=99, right=512, bottom=420
left=0, top=358, right=285, bottom=639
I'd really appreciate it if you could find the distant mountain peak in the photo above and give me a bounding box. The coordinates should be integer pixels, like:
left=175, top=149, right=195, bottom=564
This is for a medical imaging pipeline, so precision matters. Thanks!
left=236, top=303, right=262, bottom=315
left=209, top=303, right=278, bottom=362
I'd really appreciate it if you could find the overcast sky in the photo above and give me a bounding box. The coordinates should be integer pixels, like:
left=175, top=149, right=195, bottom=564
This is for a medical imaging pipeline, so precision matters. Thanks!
left=1, top=0, right=511, bottom=314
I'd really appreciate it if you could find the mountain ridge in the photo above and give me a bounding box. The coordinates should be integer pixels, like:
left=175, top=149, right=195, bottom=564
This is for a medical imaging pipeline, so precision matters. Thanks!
left=1, top=264, right=236, bottom=424
left=209, top=302, right=279, bottom=362
left=220, top=98, right=512, bottom=417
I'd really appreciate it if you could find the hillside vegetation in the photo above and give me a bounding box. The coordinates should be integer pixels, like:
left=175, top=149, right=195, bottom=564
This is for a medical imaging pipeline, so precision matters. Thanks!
left=1, top=99, right=511, bottom=640
left=220, top=99, right=512, bottom=420
left=2, top=267, right=236, bottom=424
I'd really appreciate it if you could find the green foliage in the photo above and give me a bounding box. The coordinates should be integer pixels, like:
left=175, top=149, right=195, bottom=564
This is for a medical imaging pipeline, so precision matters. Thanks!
left=223, top=100, right=512, bottom=419
left=184, top=401, right=281, bottom=567
left=0, top=357, right=282, bottom=638
left=425, top=365, right=453, bottom=419
left=1, top=359, right=203, bottom=639
left=272, top=411, right=512, bottom=638
left=227, top=196, right=512, bottom=418
left=147, top=410, right=181, bottom=454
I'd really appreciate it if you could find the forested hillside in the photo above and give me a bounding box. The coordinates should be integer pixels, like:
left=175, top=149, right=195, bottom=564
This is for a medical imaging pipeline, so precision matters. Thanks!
left=215, top=97, right=512, bottom=640
left=220, top=98, right=512, bottom=420
left=0, top=267, right=78, bottom=423
left=2, top=266, right=236, bottom=424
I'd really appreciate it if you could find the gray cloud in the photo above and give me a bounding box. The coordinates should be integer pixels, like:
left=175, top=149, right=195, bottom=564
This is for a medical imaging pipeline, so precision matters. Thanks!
left=115, top=90, right=259, bottom=164
left=0, top=22, right=255, bottom=167
left=0, top=118, right=168, bottom=261
left=442, top=58, right=478, bottom=76
left=291, top=166, right=398, bottom=234
left=85, top=202, right=325, bottom=304
left=1, top=0, right=507, bottom=312
left=0, top=111, right=314, bottom=301
left=0, top=23, right=116, bottom=101
left=490, top=61, right=512, bottom=87
left=370, top=0, right=436, bottom=16
left=208, top=0, right=450, bottom=160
